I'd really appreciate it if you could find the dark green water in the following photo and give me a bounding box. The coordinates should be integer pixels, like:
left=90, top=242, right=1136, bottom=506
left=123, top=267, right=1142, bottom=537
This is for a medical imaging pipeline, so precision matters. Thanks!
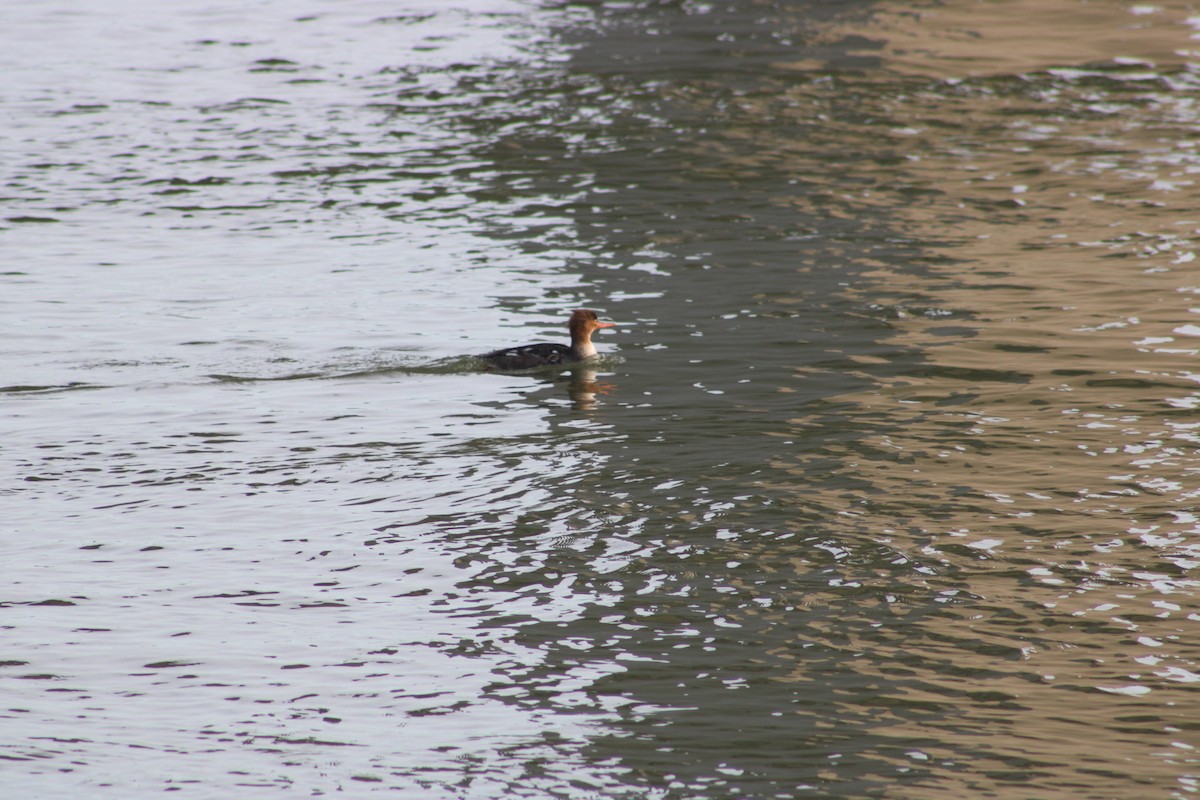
left=4, top=1, right=1199, bottom=797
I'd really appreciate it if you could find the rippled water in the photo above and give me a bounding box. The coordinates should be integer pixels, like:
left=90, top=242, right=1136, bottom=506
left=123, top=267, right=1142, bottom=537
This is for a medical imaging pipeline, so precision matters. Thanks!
left=5, top=1, right=1200, bottom=798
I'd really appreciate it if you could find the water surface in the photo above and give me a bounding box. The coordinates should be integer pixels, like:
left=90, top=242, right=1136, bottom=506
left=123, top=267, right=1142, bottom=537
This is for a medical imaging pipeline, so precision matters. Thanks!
left=4, top=1, right=1200, bottom=798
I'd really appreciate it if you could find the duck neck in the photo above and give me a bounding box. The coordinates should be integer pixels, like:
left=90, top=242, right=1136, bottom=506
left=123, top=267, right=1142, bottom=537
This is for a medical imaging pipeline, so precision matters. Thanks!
left=571, top=327, right=597, bottom=359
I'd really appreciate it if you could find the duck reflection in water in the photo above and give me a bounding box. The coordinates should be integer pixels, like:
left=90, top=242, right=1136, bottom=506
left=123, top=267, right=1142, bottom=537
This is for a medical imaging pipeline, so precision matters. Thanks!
left=564, top=365, right=615, bottom=409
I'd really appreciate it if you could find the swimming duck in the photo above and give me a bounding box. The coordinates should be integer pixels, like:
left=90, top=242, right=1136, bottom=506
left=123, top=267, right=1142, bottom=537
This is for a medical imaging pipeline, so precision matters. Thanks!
left=480, top=309, right=615, bottom=370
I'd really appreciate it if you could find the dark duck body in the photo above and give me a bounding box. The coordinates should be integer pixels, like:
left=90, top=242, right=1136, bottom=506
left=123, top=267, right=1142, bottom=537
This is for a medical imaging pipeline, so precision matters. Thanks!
left=481, top=309, right=614, bottom=371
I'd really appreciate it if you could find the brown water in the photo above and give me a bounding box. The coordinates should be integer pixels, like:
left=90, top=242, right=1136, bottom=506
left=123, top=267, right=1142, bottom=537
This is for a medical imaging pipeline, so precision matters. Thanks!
left=4, top=1, right=1200, bottom=797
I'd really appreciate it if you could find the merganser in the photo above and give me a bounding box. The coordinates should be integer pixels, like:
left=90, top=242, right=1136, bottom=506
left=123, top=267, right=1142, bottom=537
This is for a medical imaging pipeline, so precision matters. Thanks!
left=480, top=309, right=615, bottom=370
